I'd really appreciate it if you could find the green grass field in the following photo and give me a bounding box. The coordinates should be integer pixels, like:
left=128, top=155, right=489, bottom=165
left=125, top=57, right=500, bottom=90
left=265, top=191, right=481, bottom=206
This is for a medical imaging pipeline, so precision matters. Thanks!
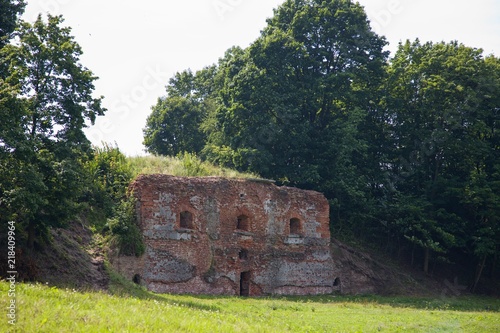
left=1, top=281, right=499, bottom=333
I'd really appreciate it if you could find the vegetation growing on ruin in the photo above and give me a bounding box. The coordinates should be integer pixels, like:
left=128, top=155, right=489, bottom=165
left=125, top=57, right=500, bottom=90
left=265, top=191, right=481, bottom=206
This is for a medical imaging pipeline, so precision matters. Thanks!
left=127, top=152, right=259, bottom=179
left=88, top=148, right=258, bottom=257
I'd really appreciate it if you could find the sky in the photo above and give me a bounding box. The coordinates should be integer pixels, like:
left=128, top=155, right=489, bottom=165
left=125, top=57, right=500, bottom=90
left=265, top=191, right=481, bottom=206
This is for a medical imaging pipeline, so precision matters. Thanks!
left=21, top=0, right=500, bottom=156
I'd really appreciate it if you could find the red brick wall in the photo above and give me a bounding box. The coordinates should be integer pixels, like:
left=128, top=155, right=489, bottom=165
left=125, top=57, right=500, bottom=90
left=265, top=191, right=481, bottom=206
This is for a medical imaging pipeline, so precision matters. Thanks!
left=121, top=175, right=334, bottom=296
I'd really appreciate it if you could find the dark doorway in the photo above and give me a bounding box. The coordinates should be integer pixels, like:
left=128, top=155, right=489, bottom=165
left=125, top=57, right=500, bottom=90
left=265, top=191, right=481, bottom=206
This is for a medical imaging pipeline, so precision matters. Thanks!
left=240, top=271, right=250, bottom=296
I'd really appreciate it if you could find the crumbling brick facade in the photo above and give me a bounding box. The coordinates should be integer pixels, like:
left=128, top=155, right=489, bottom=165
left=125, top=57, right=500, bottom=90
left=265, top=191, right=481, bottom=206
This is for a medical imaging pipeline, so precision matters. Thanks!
left=118, top=175, right=335, bottom=296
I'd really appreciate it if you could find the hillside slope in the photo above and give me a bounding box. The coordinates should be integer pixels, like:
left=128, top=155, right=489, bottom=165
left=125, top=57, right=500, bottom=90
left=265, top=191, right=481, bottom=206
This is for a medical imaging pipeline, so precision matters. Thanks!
left=331, top=239, right=445, bottom=296
left=23, top=220, right=108, bottom=290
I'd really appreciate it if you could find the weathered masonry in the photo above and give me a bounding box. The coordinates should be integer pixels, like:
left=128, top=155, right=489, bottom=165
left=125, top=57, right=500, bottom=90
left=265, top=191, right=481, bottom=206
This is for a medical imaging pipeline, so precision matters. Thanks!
left=114, top=175, right=335, bottom=296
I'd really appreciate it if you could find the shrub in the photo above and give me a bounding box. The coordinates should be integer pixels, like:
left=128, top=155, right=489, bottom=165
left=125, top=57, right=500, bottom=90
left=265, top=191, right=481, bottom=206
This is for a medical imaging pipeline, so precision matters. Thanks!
left=107, top=195, right=144, bottom=257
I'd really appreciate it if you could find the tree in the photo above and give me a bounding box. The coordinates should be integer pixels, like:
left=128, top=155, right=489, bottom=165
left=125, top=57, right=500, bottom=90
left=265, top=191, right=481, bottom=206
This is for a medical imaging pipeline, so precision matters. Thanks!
left=1, top=14, right=105, bottom=248
left=0, top=0, right=25, bottom=47
left=9, top=15, right=105, bottom=147
left=204, top=0, right=388, bottom=230
left=0, top=0, right=26, bottom=166
left=143, top=69, right=214, bottom=156
left=459, top=55, right=500, bottom=290
left=462, top=166, right=500, bottom=291
left=0, top=76, right=47, bottom=236
left=142, top=0, right=500, bottom=291
left=384, top=40, right=500, bottom=277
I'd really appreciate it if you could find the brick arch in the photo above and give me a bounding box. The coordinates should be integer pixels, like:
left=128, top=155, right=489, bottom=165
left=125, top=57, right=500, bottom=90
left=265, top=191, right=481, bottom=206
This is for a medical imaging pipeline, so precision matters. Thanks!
left=285, top=214, right=305, bottom=236
left=177, top=205, right=196, bottom=230
left=289, top=217, right=302, bottom=236
left=235, top=207, right=253, bottom=232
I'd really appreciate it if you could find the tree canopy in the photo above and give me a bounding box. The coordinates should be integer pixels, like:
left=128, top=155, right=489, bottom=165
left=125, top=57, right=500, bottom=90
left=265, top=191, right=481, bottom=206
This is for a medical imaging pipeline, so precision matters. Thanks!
left=143, top=69, right=211, bottom=156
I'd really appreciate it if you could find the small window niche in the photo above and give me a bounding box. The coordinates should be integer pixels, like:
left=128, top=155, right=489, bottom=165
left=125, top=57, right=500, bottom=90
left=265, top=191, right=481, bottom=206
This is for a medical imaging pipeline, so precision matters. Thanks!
left=289, top=218, right=302, bottom=236
left=180, top=211, right=194, bottom=229
left=236, top=214, right=250, bottom=231
left=239, top=249, right=249, bottom=261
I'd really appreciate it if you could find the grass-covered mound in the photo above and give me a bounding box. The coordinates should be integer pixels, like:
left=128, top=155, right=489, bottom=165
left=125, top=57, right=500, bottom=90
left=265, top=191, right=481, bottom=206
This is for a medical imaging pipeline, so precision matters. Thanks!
left=127, top=152, right=258, bottom=179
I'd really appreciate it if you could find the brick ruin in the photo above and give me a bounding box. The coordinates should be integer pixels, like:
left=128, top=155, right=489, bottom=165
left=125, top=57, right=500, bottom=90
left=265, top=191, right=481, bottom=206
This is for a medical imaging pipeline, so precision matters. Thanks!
left=112, top=175, right=336, bottom=296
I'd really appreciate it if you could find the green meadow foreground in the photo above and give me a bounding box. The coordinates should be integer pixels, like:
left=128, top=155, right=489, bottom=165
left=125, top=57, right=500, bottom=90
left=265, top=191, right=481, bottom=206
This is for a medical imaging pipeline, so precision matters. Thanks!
left=1, top=282, right=499, bottom=332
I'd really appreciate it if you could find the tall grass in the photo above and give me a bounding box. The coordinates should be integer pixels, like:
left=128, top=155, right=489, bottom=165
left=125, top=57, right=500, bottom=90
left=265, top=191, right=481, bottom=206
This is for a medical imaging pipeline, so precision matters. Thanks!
left=1, top=281, right=499, bottom=333
left=127, top=152, right=259, bottom=179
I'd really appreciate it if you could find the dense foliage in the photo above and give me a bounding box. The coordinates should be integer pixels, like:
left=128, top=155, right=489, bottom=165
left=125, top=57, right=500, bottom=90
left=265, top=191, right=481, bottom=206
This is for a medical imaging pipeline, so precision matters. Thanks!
left=144, top=0, right=500, bottom=291
left=0, top=11, right=105, bottom=248
left=382, top=40, right=500, bottom=290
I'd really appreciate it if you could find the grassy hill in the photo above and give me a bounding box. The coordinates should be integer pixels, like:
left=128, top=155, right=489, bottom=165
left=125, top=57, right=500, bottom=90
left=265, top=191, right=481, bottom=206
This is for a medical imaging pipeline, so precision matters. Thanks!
left=1, top=279, right=499, bottom=333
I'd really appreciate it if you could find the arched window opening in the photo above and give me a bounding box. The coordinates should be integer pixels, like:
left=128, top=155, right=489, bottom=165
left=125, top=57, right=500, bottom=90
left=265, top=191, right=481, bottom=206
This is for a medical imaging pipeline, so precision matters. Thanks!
left=333, top=277, right=341, bottom=287
left=289, top=218, right=301, bottom=235
left=180, top=211, right=194, bottom=229
left=239, top=249, right=249, bottom=260
left=237, top=215, right=250, bottom=231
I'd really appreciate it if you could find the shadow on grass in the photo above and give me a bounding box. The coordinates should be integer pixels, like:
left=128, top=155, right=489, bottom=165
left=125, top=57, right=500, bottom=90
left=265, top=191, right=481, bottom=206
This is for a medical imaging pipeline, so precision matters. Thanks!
left=111, top=283, right=500, bottom=313
left=260, top=294, right=500, bottom=312
left=105, top=263, right=221, bottom=312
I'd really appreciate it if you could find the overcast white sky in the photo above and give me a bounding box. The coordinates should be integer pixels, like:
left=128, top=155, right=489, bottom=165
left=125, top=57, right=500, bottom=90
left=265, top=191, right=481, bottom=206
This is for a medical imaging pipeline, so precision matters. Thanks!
left=22, top=0, right=500, bottom=156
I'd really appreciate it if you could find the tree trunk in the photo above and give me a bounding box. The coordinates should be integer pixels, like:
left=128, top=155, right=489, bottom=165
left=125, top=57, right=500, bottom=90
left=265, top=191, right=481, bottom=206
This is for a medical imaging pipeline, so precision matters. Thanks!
left=397, top=237, right=402, bottom=261
left=423, top=247, right=430, bottom=274
left=385, top=232, right=390, bottom=253
left=27, top=222, right=35, bottom=249
left=491, top=248, right=498, bottom=279
left=411, top=243, right=415, bottom=266
left=472, top=256, right=487, bottom=293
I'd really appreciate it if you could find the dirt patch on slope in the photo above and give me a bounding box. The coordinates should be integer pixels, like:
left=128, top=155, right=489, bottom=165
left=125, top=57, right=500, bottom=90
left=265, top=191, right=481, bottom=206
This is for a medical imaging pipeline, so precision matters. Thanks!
left=27, top=220, right=109, bottom=291
left=331, top=239, right=446, bottom=296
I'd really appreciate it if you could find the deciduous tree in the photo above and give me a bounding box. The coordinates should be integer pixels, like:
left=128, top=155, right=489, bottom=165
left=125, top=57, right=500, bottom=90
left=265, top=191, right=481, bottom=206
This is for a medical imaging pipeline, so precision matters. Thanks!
left=1, top=14, right=105, bottom=247
left=204, top=0, right=388, bottom=230
left=384, top=40, right=500, bottom=276
left=143, top=68, right=214, bottom=156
